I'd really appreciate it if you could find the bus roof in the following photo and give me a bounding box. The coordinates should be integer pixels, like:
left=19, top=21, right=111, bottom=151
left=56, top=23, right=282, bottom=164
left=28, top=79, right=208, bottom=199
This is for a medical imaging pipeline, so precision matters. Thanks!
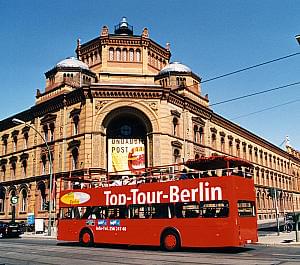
left=185, top=156, right=253, bottom=170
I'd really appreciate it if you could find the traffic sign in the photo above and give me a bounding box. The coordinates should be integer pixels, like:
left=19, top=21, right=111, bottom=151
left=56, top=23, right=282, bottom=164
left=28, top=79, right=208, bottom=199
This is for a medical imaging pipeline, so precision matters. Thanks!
left=10, top=196, right=18, bottom=205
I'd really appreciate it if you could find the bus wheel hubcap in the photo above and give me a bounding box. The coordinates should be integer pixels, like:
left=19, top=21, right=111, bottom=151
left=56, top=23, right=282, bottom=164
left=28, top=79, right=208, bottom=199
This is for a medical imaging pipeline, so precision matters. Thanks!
left=165, top=234, right=176, bottom=249
left=83, top=233, right=90, bottom=243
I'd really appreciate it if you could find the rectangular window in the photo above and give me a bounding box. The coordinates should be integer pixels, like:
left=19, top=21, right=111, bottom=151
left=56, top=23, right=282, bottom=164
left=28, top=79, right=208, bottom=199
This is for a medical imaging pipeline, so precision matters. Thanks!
left=175, top=202, right=200, bottom=218
left=128, top=203, right=174, bottom=219
left=237, top=200, right=255, bottom=217
left=200, top=200, right=229, bottom=218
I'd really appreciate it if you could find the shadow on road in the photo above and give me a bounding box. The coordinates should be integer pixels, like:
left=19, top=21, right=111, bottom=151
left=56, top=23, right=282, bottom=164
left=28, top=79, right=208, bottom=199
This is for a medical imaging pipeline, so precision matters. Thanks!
left=57, top=242, right=254, bottom=254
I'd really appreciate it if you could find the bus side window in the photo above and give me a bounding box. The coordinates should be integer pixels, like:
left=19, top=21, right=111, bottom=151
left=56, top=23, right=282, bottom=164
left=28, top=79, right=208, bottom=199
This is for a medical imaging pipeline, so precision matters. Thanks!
left=201, top=201, right=229, bottom=218
left=175, top=202, right=199, bottom=218
left=129, top=205, right=150, bottom=219
left=81, top=206, right=93, bottom=219
left=151, top=203, right=174, bottom=219
left=107, top=206, right=127, bottom=219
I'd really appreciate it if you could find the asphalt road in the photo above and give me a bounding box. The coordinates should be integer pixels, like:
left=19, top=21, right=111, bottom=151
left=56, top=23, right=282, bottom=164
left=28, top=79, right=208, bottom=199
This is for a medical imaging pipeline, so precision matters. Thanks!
left=0, top=238, right=299, bottom=265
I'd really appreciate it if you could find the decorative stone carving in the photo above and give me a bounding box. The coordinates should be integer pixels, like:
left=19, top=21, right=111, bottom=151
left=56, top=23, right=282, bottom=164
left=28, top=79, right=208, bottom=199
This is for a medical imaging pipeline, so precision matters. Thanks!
left=148, top=102, right=158, bottom=112
left=101, top=26, right=109, bottom=37
left=142, top=27, right=149, bottom=38
left=95, top=100, right=109, bottom=111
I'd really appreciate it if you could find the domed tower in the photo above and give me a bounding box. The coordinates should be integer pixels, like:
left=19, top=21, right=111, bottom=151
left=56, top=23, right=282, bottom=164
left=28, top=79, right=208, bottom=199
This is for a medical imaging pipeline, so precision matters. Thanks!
left=155, top=61, right=208, bottom=107
left=76, top=17, right=171, bottom=85
left=36, top=57, right=96, bottom=104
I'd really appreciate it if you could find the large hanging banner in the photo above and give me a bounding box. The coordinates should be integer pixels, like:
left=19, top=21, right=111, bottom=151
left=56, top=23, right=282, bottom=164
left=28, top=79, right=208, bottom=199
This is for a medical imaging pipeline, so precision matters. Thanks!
left=108, top=138, right=145, bottom=175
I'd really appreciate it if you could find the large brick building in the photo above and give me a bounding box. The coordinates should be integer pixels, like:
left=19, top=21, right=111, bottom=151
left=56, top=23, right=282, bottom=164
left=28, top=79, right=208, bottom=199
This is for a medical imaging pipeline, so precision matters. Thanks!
left=0, top=18, right=300, bottom=229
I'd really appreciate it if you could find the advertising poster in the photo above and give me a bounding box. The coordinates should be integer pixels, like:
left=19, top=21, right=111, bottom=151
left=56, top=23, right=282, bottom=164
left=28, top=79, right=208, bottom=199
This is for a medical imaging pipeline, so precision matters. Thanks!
left=108, top=138, right=145, bottom=175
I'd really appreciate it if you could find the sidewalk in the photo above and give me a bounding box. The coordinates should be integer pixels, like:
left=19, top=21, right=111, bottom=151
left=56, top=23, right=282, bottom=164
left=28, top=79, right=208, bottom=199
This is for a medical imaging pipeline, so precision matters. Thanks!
left=258, top=230, right=300, bottom=246
left=21, top=231, right=57, bottom=239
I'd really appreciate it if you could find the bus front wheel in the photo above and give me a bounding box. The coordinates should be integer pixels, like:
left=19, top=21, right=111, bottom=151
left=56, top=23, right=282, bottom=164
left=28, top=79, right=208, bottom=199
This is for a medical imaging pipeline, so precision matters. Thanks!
left=80, top=229, right=94, bottom=247
left=161, top=230, right=180, bottom=251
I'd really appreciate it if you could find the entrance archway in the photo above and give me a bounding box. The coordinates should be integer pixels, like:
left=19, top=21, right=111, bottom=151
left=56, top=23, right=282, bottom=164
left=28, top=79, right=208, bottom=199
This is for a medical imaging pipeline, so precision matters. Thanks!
left=103, top=107, right=152, bottom=176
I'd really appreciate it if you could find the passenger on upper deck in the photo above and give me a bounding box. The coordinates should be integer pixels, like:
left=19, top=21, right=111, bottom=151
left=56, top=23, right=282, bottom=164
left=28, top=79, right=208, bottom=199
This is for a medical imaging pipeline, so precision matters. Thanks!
left=179, top=168, right=188, bottom=180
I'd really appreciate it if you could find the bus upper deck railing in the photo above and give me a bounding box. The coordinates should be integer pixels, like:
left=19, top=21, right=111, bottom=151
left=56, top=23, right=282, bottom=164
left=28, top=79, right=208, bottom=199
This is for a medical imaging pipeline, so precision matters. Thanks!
left=65, top=166, right=253, bottom=190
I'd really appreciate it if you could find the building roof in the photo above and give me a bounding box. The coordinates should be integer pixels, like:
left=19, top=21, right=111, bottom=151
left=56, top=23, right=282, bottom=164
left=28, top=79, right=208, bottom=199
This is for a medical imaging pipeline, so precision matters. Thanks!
left=56, top=57, right=89, bottom=70
left=159, top=62, right=192, bottom=75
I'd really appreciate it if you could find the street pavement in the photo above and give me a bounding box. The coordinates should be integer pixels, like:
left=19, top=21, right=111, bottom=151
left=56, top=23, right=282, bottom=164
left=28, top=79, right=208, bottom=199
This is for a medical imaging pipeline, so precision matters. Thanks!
left=21, top=230, right=300, bottom=246
left=258, top=230, right=300, bottom=246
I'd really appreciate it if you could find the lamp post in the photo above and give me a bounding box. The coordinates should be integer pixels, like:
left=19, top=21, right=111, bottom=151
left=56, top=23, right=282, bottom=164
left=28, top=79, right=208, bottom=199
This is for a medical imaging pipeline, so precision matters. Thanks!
left=12, top=118, right=53, bottom=236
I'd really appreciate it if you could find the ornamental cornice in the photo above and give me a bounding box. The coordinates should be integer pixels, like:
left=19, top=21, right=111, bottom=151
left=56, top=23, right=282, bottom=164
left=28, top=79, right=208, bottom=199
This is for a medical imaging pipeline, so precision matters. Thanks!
left=67, top=139, right=81, bottom=150
left=19, top=153, right=29, bottom=161
left=192, top=117, right=205, bottom=126
left=91, top=90, right=162, bottom=99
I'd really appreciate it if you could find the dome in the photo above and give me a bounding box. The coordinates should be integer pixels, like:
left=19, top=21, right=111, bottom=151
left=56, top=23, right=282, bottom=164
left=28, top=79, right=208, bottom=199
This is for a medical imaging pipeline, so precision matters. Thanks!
left=159, top=62, right=192, bottom=75
left=56, top=57, right=89, bottom=70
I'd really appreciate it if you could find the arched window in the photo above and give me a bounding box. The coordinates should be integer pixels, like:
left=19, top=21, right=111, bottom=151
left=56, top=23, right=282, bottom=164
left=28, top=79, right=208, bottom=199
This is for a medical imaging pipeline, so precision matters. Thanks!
left=11, top=162, right=16, bottom=179
left=109, top=48, right=114, bottom=61
left=23, top=132, right=29, bottom=149
left=20, top=189, right=27, bottom=212
left=116, top=48, right=121, bottom=61
left=73, top=115, right=79, bottom=135
left=41, top=154, right=47, bottom=175
left=13, top=135, right=18, bottom=152
left=199, top=127, right=204, bottom=144
left=211, top=133, right=216, bottom=149
left=195, top=154, right=200, bottom=159
left=193, top=125, right=198, bottom=142
left=43, top=125, right=48, bottom=142
left=38, top=182, right=47, bottom=211
left=173, top=149, right=180, bottom=164
left=0, top=187, right=5, bottom=212
left=220, top=137, right=225, bottom=153
left=236, top=144, right=240, bottom=157
left=3, top=138, right=7, bottom=155
left=1, top=165, right=6, bottom=181
left=229, top=141, right=233, bottom=155
left=129, top=49, right=134, bottom=61
left=71, top=148, right=79, bottom=170
left=136, top=49, right=141, bottom=62
left=122, top=48, right=127, bottom=61
left=21, top=159, right=27, bottom=177
left=49, top=123, right=55, bottom=142
left=172, top=117, right=179, bottom=136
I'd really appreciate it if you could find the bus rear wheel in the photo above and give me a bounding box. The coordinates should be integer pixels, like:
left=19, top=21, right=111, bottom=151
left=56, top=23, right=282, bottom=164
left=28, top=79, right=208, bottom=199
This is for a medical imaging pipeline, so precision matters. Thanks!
left=161, top=231, right=180, bottom=251
left=80, top=230, right=94, bottom=247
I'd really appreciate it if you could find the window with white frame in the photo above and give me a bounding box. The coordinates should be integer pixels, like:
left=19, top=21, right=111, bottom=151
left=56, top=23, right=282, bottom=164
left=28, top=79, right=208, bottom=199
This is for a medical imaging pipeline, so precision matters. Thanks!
left=109, top=48, right=114, bottom=61
left=136, top=49, right=141, bottom=62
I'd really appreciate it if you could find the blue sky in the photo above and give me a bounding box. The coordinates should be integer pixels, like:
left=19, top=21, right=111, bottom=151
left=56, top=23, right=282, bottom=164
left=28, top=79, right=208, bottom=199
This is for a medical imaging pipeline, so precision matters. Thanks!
left=0, top=1, right=300, bottom=150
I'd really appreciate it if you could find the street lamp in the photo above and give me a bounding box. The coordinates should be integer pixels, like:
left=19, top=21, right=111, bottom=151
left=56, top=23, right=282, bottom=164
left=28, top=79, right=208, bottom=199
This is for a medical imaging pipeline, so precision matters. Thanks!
left=12, top=118, right=53, bottom=236
left=296, top=35, right=300, bottom=45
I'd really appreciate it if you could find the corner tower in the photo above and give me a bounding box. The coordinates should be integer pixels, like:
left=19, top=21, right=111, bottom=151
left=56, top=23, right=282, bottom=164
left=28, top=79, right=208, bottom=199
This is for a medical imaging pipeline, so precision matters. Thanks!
left=76, top=17, right=171, bottom=85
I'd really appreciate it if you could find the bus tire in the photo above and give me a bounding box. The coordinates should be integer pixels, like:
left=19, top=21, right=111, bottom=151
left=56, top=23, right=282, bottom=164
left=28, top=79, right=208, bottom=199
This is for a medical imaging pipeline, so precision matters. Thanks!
left=79, top=229, right=94, bottom=247
left=161, top=230, right=181, bottom=251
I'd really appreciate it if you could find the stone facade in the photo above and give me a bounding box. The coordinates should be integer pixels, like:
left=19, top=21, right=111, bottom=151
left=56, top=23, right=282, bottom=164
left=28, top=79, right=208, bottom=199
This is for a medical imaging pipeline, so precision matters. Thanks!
left=0, top=18, right=299, bottom=228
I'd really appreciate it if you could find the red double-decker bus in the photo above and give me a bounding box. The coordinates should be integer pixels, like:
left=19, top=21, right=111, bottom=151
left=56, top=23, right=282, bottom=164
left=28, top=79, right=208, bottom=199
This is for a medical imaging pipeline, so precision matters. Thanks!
left=57, top=156, right=257, bottom=251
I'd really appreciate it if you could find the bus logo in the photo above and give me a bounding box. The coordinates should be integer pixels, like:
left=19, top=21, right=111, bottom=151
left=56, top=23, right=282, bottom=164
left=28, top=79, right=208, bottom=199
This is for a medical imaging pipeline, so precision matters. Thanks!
left=110, top=220, right=120, bottom=226
left=98, top=220, right=107, bottom=226
left=60, top=192, right=90, bottom=205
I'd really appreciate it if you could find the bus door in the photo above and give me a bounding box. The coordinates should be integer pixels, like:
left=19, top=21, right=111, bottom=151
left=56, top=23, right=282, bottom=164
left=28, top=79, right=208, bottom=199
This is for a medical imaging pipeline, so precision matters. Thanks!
left=237, top=200, right=257, bottom=244
left=59, top=207, right=83, bottom=241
